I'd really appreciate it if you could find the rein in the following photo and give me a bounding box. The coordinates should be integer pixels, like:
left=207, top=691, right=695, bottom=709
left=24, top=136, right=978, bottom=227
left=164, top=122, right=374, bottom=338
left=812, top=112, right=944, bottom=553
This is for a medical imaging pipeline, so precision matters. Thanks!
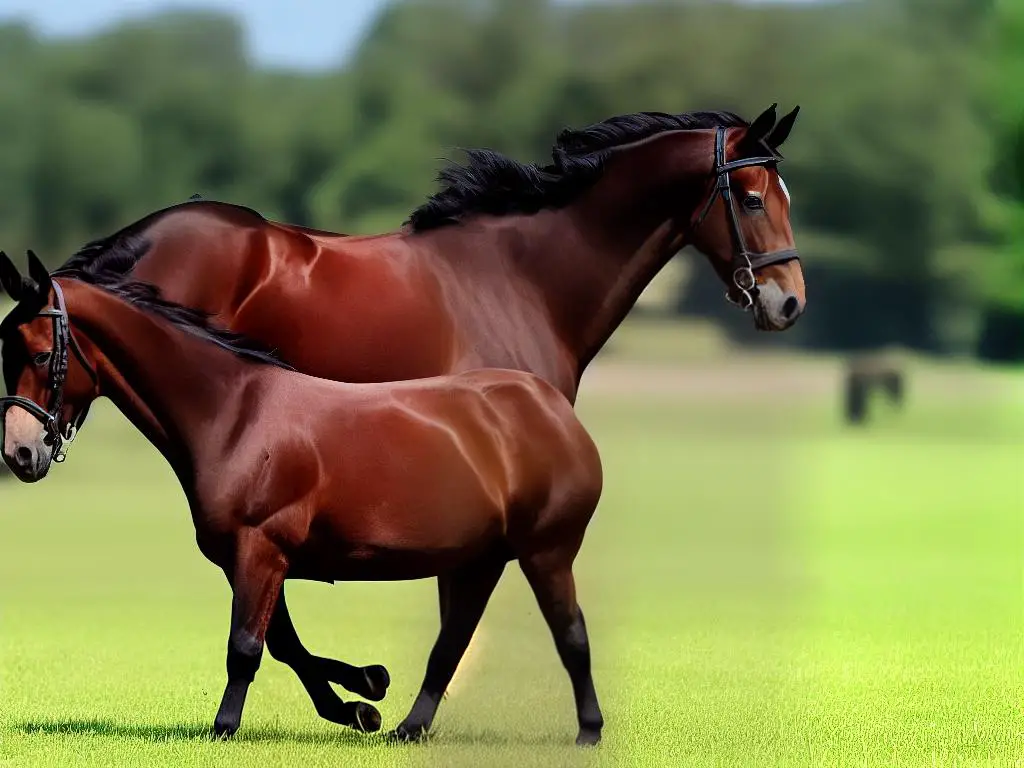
left=692, top=126, right=800, bottom=310
left=0, top=281, right=98, bottom=463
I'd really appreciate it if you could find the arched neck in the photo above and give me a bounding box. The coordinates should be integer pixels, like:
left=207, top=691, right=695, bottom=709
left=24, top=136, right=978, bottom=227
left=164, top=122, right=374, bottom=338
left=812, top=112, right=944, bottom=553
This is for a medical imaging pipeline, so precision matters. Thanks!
left=58, top=279, right=263, bottom=480
left=444, top=130, right=715, bottom=379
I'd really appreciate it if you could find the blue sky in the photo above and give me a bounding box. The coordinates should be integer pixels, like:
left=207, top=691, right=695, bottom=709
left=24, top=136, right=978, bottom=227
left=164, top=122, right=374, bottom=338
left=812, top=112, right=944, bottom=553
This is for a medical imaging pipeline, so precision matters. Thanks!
left=0, top=0, right=820, bottom=70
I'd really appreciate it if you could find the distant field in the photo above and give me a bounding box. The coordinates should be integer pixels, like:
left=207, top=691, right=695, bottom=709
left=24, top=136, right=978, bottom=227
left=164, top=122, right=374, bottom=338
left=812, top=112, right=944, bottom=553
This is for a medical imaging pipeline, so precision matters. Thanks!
left=1, top=339, right=1022, bottom=767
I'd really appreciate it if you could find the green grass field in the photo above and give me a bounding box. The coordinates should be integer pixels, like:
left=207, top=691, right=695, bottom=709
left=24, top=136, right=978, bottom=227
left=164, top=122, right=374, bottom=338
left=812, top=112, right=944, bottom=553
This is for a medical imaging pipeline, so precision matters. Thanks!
left=1, top=344, right=1022, bottom=767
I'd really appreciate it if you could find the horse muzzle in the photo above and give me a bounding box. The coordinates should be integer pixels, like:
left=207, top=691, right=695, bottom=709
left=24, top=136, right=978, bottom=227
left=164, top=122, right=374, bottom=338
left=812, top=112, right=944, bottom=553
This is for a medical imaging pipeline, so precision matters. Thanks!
left=752, top=274, right=804, bottom=331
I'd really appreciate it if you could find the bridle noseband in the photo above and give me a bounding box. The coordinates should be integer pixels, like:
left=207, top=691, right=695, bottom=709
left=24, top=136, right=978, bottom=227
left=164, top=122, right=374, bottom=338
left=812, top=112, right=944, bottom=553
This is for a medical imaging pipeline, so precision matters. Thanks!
left=0, top=281, right=98, bottom=463
left=692, top=126, right=800, bottom=311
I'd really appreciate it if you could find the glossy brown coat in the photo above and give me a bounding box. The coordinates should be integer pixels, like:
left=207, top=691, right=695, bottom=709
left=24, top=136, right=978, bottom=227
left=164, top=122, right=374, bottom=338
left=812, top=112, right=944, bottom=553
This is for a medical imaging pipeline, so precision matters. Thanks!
left=0, top=268, right=605, bottom=743
left=52, top=106, right=805, bottom=418
left=3, top=105, right=805, bottom=743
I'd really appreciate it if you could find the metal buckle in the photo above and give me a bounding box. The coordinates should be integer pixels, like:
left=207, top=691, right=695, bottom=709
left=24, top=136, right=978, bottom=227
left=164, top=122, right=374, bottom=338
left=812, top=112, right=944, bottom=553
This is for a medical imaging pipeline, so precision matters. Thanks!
left=726, top=267, right=757, bottom=311
left=48, top=422, right=76, bottom=464
left=733, top=266, right=756, bottom=292
left=725, top=289, right=754, bottom=311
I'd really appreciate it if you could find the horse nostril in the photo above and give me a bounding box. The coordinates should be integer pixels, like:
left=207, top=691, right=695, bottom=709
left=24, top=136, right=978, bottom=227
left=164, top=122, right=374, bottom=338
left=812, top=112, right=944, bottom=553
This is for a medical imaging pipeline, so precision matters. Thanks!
left=15, top=445, right=33, bottom=467
left=782, top=295, right=800, bottom=320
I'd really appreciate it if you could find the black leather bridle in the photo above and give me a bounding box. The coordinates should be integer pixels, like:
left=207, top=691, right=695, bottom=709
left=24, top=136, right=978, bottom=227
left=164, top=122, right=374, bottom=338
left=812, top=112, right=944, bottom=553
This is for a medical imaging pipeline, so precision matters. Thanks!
left=692, top=126, right=800, bottom=310
left=0, top=281, right=97, bottom=463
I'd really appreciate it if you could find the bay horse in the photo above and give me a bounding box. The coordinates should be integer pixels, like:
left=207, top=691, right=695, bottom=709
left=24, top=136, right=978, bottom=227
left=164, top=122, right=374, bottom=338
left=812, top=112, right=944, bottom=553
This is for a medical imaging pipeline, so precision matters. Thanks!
left=52, top=105, right=803, bottom=406
left=0, top=251, right=605, bottom=745
left=2, top=105, right=804, bottom=737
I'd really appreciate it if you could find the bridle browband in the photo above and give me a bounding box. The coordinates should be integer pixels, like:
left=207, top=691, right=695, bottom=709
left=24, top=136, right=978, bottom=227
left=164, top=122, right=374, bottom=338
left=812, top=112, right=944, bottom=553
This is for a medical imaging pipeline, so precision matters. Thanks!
left=692, top=126, right=800, bottom=310
left=0, top=281, right=98, bottom=463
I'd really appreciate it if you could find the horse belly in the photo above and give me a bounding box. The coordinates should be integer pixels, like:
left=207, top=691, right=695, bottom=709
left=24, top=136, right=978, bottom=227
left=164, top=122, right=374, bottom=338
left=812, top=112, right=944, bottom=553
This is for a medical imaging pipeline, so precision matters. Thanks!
left=282, top=387, right=521, bottom=582
left=288, top=532, right=508, bottom=583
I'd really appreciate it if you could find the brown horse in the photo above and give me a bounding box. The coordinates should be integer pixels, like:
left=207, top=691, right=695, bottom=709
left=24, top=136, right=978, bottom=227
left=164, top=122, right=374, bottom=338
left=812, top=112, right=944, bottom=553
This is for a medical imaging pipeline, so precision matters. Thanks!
left=3, top=105, right=804, bottom=733
left=50, top=105, right=803, bottom=405
left=0, top=251, right=605, bottom=745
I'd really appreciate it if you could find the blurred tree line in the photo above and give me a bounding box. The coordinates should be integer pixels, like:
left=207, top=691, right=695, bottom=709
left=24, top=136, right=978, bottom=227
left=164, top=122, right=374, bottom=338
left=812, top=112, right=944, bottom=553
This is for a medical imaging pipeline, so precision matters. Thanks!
left=0, top=0, right=1015, bottom=359
left=982, top=0, right=1024, bottom=361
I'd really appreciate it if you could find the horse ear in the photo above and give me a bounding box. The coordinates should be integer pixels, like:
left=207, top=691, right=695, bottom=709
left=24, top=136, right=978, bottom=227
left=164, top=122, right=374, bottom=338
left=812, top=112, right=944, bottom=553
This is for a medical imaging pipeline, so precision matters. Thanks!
left=747, top=103, right=778, bottom=143
left=0, top=251, right=25, bottom=300
left=765, top=106, right=800, bottom=151
left=737, top=103, right=778, bottom=158
left=25, top=250, right=52, bottom=298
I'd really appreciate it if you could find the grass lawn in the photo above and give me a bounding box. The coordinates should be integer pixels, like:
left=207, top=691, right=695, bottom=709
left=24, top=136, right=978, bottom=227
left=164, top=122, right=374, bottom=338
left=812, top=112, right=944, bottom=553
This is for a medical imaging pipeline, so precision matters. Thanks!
left=1, top=352, right=1022, bottom=767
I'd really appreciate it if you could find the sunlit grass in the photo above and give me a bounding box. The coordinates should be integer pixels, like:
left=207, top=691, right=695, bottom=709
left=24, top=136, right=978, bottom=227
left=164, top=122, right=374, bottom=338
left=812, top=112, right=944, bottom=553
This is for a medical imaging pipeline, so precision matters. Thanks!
left=1, top=358, right=1022, bottom=766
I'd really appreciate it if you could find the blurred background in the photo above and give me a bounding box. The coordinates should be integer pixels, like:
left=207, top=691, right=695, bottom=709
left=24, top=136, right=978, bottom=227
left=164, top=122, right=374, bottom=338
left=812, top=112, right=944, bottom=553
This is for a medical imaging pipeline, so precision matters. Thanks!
left=0, top=2, right=1021, bottom=766
left=0, top=0, right=1016, bottom=358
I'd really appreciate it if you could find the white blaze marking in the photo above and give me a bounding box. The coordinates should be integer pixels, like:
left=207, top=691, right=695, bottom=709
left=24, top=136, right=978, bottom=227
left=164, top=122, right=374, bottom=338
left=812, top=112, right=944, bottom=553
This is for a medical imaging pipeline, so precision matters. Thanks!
left=777, top=174, right=791, bottom=205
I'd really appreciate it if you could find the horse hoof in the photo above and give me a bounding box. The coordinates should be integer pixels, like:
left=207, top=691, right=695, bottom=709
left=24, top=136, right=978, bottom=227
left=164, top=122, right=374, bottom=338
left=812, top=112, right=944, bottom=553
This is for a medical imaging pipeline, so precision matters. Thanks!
left=576, top=728, right=601, bottom=747
left=211, top=719, right=239, bottom=740
left=352, top=702, right=382, bottom=733
left=386, top=723, right=428, bottom=743
left=362, top=664, right=391, bottom=701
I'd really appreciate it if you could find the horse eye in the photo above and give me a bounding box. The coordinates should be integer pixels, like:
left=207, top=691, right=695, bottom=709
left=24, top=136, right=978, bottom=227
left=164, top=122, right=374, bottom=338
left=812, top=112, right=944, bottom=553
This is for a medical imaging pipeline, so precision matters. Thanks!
left=744, top=194, right=765, bottom=211
left=32, top=352, right=51, bottom=367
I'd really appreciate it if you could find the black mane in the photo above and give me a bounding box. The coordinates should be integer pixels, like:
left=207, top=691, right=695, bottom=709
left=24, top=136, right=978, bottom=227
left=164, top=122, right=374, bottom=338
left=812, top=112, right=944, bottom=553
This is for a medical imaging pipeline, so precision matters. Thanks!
left=54, top=255, right=292, bottom=371
left=408, top=110, right=747, bottom=232
left=38, top=197, right=288, bottom=368
left=53, top=230, right=152, bottom=283
left=553, top=110, right=746, bottom=159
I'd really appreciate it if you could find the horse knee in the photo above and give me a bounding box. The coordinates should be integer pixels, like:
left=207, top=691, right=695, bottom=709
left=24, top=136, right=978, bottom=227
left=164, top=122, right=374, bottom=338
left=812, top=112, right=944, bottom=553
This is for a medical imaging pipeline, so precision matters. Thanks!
left=556, top=610, right=591, bottom=664
left=227, top=629, right=264, bottom=682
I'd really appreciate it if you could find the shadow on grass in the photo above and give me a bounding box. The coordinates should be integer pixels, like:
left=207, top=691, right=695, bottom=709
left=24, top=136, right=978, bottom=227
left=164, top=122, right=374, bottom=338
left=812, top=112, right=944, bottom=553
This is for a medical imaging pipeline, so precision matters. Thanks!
left=18, top=719, right=578, bottom=749
left=427, top=727, right=576, bottom=748
left=18, top=718, right=378, bottom=746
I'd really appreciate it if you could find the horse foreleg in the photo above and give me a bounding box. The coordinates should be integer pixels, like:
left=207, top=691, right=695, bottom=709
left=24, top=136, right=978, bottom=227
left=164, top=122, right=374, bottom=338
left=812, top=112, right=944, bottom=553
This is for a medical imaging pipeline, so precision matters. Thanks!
left=389, top=552, right=507, bottom=742
left=211, top=529, right=287, bottom=739
left=264, top=584, right=386, bottom=730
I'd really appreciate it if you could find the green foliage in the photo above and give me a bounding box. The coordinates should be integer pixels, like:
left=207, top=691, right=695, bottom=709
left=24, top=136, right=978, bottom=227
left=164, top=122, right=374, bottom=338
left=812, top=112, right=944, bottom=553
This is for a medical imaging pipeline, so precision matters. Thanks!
left=986, top=0, right=1024, bottom=309
left=0, top=0, right=1003, bottom=353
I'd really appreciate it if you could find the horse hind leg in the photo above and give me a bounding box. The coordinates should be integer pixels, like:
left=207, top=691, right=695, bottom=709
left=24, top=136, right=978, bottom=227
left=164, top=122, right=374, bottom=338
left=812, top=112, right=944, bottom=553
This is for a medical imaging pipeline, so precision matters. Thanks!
left=519, top=545, right=604, bottom=747
left=264, top=584, right=386, bottom=732
left=389, top=550, right=508, bottom=742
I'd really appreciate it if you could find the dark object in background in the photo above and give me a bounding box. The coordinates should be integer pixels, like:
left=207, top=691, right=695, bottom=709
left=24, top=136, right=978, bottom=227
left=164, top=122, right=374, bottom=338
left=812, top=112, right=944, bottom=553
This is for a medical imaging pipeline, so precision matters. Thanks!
left=844, top=355, right=905, bottom=425
left=976, top=305, right=1024, bottom=363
